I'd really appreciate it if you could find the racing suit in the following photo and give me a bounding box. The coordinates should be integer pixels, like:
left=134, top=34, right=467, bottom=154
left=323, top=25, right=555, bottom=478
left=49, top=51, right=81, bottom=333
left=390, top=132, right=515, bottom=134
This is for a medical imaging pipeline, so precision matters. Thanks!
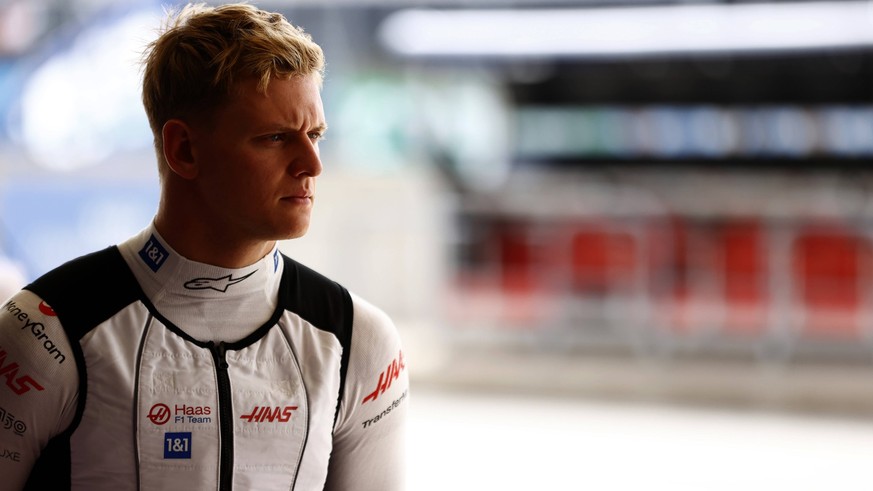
left=0, top=224, right=408, bottom=490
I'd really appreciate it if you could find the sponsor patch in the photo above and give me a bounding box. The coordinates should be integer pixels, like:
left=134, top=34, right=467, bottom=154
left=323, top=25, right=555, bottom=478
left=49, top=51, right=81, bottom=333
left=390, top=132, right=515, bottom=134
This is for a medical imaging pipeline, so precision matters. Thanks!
left=163, top=432, right=192, bottom=459
left=183, top=271, right=256, bottom=292
left=139, top=234, right=170, bottom=272
left=239, top=406, right=297, bottom=423
left=3, top=301, right=66, bottom=365
left=362, top=389, right=408, bottom=429
left=148, top=403, right=212, bottom=425
left=0, top=406, right=26, bottom=436
left=362, top=350, right=406, bottom=405
left=38, top=301, right=56, bottom=317
left=1, top=447, right=21, bottom=463
left=0, top=348, right=44, bottom=396
left=148, top=403, right=171, bottom=425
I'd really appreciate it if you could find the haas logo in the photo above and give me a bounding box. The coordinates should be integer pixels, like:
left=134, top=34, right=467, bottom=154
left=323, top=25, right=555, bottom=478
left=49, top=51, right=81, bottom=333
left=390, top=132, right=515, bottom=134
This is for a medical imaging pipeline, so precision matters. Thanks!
left=0, top=348, right=44, bottom=396
left=240, top=406, right=297, bottom=423
left=148, top=404, right=172, bottom=425
left=362, top=350, right=405, bottom=404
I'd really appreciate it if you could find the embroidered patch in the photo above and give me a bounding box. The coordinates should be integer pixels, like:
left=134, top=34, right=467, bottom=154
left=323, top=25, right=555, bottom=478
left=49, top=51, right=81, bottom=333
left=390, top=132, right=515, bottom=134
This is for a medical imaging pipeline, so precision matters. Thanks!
left=139, top=234, right=170, bottom=273
left=163, top=432, right=192, bottom=459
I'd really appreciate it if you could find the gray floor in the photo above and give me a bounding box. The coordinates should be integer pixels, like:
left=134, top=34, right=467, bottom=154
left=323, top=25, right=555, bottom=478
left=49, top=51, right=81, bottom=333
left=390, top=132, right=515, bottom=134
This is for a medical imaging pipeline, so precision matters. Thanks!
left=407, top=385, right=873, bottom=490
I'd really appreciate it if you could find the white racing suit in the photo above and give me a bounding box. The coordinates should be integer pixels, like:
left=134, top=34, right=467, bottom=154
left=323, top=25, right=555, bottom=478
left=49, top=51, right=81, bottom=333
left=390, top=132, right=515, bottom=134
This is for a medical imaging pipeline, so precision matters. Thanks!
left=0, top=225, right=408, bottom=490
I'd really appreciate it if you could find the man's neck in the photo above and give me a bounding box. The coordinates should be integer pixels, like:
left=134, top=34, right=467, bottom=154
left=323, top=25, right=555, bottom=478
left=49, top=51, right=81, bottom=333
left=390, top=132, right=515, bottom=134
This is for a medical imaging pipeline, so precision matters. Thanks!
left=153, top=213, right=276, bottom=269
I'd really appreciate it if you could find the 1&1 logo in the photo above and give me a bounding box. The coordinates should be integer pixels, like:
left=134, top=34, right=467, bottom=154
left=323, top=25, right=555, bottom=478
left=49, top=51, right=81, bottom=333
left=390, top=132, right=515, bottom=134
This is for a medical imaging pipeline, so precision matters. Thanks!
left=148, top=403, right=171, bottom=425
left=164, top=432, right=192, bottom=459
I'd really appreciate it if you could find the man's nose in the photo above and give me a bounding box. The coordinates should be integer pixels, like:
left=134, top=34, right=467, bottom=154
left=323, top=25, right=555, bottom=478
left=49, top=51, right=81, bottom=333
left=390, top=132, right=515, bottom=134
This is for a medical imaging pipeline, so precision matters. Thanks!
left=290, top=138, right=322, bottom=177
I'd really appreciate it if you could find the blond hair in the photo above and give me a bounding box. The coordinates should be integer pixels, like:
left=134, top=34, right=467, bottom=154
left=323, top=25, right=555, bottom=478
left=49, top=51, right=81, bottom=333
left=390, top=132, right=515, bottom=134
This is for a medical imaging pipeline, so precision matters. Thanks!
left=141, top=2, right=325, bottom=170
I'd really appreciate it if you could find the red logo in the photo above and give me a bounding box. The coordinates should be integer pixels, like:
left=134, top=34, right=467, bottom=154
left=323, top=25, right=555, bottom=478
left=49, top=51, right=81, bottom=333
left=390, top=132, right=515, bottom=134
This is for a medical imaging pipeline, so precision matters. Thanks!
left=239, top=406, right=297, bottom=423
left=38, top=302, right=56, bottom=317
left=362, top=350, right=406, bottom=405
left=147, top=403, right=171, bottom=425
left=0, top=349, right=44, bottom=396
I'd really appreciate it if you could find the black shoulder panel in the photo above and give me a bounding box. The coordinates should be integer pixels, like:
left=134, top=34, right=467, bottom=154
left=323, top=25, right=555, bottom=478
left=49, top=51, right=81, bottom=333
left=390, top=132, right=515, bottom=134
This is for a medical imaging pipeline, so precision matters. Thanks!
left=22, top=246, right=142, bottom=490
left=24, top=246, right=142, bottom=341
left=23, top=433, right=71, bottom=490
left=278, top=255, right=352, bottom=336
left=278, top=255, right=354, bottom=417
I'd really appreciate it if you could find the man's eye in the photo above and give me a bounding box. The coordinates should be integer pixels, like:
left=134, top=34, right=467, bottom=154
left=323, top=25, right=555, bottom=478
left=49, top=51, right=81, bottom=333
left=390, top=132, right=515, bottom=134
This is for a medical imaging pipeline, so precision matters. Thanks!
left=269, top=134, right=286, bottom=142
left=308, top=132, right=324, bottom=142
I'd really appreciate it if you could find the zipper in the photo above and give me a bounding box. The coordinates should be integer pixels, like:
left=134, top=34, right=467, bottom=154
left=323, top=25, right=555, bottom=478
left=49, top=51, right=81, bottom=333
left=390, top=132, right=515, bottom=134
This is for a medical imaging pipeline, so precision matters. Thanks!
left=209, top=341, right=234, bottom=491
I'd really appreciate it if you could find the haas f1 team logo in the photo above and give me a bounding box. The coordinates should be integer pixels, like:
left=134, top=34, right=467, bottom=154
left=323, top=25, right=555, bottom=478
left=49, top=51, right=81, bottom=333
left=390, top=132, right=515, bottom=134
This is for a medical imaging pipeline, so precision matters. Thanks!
left=148, top=403, right=212, bottom=425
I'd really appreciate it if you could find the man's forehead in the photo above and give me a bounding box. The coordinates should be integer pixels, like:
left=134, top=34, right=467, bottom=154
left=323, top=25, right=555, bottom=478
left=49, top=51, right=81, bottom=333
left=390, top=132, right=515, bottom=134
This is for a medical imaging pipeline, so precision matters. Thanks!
left=232, top=73, right=321, bottom=98
left=223, top=74, right=324, bottom=119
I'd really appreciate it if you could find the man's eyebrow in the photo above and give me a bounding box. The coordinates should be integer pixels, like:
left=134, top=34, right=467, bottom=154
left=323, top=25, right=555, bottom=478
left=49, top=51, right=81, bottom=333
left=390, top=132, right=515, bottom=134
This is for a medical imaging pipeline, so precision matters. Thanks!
left=258, top=123, right=328, bottom=134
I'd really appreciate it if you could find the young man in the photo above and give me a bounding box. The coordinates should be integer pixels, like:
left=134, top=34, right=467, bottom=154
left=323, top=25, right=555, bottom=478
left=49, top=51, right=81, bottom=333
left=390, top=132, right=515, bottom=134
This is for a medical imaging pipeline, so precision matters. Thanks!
left=0, top=3, right=408, bottom=490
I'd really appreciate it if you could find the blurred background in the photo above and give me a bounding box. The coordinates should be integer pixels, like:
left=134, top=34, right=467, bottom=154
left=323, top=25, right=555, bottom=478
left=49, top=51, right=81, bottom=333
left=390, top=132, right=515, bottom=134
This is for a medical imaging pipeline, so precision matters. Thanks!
left=1, top=0, right=873, bottom=488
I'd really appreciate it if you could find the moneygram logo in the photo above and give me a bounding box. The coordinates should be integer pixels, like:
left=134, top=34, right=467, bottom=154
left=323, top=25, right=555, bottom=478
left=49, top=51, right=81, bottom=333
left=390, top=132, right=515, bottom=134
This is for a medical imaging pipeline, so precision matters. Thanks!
left=148, top=403, right=171, bottom=425
left=38, top=302, right=56, bottom=317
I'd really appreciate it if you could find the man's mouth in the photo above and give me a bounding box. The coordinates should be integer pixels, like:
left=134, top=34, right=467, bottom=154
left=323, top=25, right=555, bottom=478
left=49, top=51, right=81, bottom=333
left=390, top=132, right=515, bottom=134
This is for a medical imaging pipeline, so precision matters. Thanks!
left=283, top=194, right=313, bottom=203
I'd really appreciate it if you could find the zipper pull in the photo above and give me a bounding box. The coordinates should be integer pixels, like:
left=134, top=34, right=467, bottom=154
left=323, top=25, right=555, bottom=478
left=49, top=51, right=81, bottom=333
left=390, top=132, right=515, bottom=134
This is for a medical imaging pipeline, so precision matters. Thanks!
left=209, top=341, right=229, bottom=370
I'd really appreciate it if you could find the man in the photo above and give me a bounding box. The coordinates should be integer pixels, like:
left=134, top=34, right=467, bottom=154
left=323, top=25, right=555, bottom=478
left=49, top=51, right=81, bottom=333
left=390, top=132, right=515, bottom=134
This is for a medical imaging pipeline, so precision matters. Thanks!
left=0, top=3, right=408, bottom=490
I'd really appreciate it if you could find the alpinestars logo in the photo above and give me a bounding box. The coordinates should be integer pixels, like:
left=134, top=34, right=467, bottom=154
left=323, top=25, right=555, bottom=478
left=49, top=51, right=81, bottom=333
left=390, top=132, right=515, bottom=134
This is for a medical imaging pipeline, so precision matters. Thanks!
left=184, top=270, right=256, bottom=292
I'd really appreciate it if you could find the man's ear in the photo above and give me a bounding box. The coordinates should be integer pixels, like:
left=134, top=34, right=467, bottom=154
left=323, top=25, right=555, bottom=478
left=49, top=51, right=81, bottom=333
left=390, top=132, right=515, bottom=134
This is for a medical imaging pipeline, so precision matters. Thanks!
left=162, top=119, right=198, bottom=180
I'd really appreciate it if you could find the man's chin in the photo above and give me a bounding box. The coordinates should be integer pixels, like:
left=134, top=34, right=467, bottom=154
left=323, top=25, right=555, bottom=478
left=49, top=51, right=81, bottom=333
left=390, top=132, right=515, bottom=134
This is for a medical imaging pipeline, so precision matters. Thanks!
left=278, top=223, right=310, bottom=241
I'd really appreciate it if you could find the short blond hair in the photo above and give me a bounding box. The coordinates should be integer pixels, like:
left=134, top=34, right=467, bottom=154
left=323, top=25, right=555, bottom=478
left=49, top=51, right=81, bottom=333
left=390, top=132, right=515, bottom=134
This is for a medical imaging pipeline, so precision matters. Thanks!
left=141, top=2, right=325, bottom=170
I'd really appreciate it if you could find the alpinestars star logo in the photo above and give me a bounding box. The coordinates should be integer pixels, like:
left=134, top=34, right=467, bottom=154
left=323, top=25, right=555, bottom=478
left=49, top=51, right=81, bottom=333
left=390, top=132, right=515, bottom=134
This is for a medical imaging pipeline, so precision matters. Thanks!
left=184, top=270, right=257, bottom=292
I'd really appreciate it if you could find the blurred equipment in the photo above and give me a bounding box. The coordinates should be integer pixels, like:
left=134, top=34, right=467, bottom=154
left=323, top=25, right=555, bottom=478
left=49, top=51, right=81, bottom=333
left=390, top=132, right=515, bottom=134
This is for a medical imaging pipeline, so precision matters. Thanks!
left=373, top=0, right=873, bottom=416
left=380, top=1, right=873, bottom=58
